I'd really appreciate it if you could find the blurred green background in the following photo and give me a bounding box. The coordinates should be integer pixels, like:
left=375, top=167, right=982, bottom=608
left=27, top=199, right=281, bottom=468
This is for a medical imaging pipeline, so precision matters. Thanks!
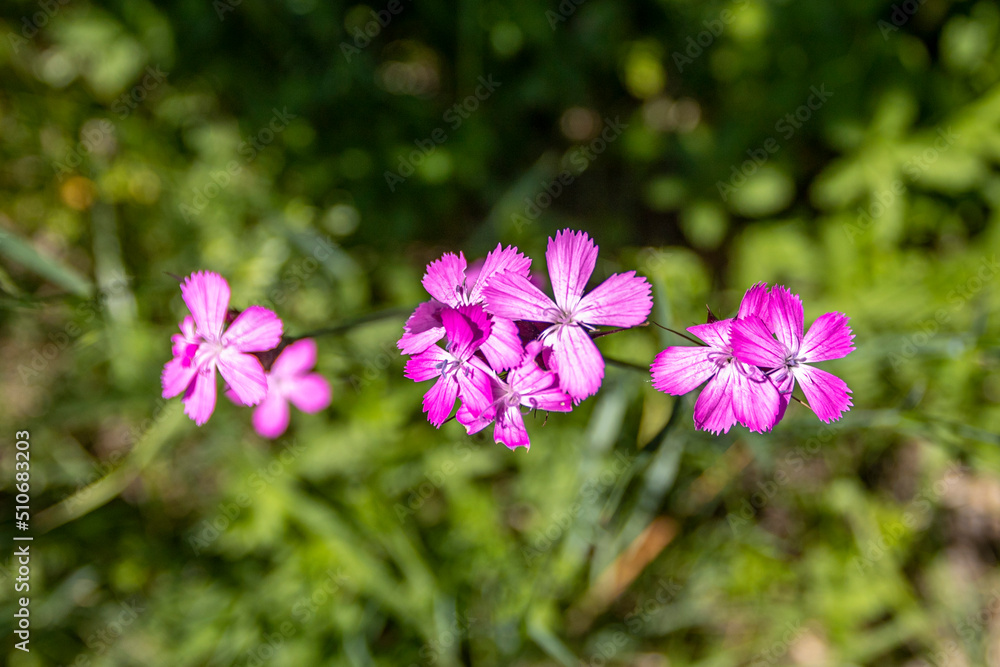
left=2, top=0, right=1000, bottom=665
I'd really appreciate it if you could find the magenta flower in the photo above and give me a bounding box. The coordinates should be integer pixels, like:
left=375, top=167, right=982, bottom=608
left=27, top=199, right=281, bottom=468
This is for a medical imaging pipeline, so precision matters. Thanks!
left=650, top=285, right=781, bottom=434
left=230, top=339, right=331, bottom=438
left=398, top=244, right=530, bottom=371
left=161, top=271, right=283, bottom=425
left=457, top=342, right=573, bottom=450
left=404, top=304, right=496, bottom=427
left=730, top=286, right=855, bottom=423
left=483, top=229, right=653, bottom=401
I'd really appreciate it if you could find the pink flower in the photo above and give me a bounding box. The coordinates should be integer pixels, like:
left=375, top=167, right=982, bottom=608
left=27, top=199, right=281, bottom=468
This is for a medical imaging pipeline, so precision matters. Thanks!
left=161, top=271, right=283, bottom=425
left=404, top=304, right=496, bottom=427
left=398, top=244, right=530, bottom=371
left=483, top=229, right=653, bottom=401
left=457, top=342, right=573, bottom=450
left=650, top=284, right=781, bottom=434
left=730, top=286, right=854, bottom=423
left=238, top=339, right=331, bottom=438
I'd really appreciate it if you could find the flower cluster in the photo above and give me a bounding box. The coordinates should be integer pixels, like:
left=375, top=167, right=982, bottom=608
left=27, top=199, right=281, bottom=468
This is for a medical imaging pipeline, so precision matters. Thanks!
left=399, top=229, right=653, bottom=450
left=650, top=283, right=855, bottom=434
left=163, top=260, right=856, bottom=448
left=161, top=271, right=331, bottom=437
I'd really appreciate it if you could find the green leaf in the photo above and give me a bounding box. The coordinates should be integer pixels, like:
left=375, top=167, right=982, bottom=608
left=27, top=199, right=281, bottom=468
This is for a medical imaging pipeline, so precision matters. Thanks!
left=0, top=228, right=93, bottom=298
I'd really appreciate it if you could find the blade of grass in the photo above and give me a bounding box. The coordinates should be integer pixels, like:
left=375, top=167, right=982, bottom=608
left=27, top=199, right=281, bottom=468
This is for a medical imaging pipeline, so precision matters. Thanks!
left=0, top=226, right=93, bottom=298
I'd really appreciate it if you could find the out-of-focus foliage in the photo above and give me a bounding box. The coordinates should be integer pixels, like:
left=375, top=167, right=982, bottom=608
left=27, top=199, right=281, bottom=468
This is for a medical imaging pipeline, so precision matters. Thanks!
left=1, top=0, right=1000, bottom=665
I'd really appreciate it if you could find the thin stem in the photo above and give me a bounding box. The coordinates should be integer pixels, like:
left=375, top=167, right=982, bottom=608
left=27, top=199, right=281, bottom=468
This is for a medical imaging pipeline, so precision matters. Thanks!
left=605, top=356, right=650, bottom=373
left=791, top=394, right=812, bottom=411
left=648, top=320, right=706, bottom=347
left=37, top=402, right=185, bottom=533
left=590, top=322, right=647, bottom=339
left=291, top=306, right=413, bottom=341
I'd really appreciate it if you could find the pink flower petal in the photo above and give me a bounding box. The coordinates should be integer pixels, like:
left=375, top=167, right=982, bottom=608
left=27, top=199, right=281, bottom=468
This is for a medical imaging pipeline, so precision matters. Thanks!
left=730, top=363, right=781, bottom=433
left=398, top=327, right=445, bottom=356
left=223, top=305, right=283, bottom=352
left=181, top=271, right=230, bottom=340
left=574, top=271, right=653, bottom=327
left=161, top=355, right=198, bottom=398
left=549, top=324, right=604, bottom=401
left=456, top=365, right=496, bottom=428
left=423, top=375, right=459, bottom=427
left=483, top=271, right=558, bottom=323
left=772, top=371, right=795, bottom=424
left=252, top=392, right=290, bottom=438
left=405, top=346, right=450, bottom=382
left=457, top=403, right=494, bottom=435
left=422, top=252, right=467, bottom=307
left=525, top=387, right=574, bottom=413
left=687, top=320, right=733, bottom=350
left=442, top=305, right=492, bottom=360
left=766, top=285, right=804, bottom=354
left=737, top=282, right=769, bottom=320
left=285, top=373, right=332, bottom=413
left=271, top=338, right=317, bottom=377
left=693, top=365, right=738, bottom=435
left=799, top=312, right=855, bottom=363
left=397, top=301, right=445, bottom=355
left=793, top=364, right=853, bottom=423
left=546, top=229, right=598, bottom=311
left=494, top=404, right=530, bottom=450
left=479, top=315, right=523, bottom=371
left=183, top=367, right=218, bottom=426
left=172, top=316, right=199, bottom=357
left=467, top=244, right=532, bottom=303
left=730, top=316, right=787, bottom=368
left=217, top=348, right=268, bottom=406
left=650, top=346, right=717, bottom=395
left=464, top=258, right=486, bottom=287
left=507, top=357, right=573, bottom=412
